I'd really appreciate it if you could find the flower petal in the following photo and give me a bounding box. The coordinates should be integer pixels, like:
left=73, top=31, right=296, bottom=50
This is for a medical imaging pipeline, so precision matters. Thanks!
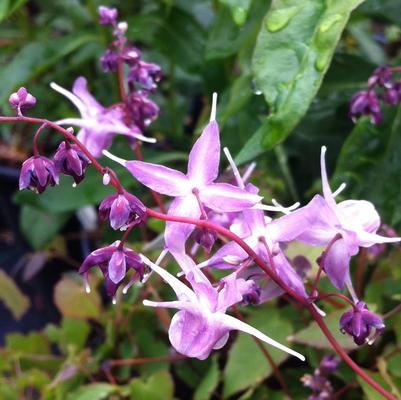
left=200, top=183, right=262, bottom=212
left=187, top=121, right=220, bottom=186
left=320, top=146, right=337, bottom=209
left=125, top=160, right=190, bottom=196
left=324, top=238, right=351, bottom=290
left=108, top=250, right=126, bottom=284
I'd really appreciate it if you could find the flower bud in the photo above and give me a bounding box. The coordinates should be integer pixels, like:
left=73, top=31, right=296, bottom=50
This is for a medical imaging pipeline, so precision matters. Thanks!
left=9, top=87, right=36, bottom=116
left=99, top=191, right=147, bottom=230
left=53, top=141, right=90, bottom=184
left=19, top=156, right=59, bottom=193
left=98, top=6, right=118, bottom=25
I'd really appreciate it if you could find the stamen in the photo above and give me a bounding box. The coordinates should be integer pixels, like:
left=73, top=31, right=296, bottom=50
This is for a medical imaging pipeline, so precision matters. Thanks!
left=332, top=182, right=347, bottom=198
left=223, top=147, right=244, bottom=189
left=102, top=149, right=127, bottom=166
left=210, top=92, right=218, bottom=122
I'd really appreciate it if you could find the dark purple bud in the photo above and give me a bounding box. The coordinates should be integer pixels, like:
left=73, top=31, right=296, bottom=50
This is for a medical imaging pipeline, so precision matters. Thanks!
left=19, top=156, right=59, bottom=193
left=193, top=227, right=217, bottom=253
left=122, top=46, right=142, bottom=66
left=349, top=90, right=382, bottom=124
left=9, top=87, right=36, bottom=116
left=128, top=91, right=160, bottom=130
left=99, top=191, right=146, bottom=231
left=127, top=61, right=162, bottom=92
left=339, top=301, right=385, bottom=345
left=241, top=281, right=261, bottom=305
left=79, top=241, right=144, bottom=300
left=100, top=49, right=119, bottom=73
left=382, top=88, right=399, bottom=106
left=98, top=6, right=118, bottom=25
left=53, top=141, right=90, bottom=185
left=368, top=66, right=393, bottom=89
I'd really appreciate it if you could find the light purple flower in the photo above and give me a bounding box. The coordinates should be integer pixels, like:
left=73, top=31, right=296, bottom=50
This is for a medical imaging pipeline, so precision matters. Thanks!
left=98, top=6, right=118, bottom=25
left=349, top=90, right=382, bottom=124
left=339, top=301, right=384, bottom=345
left=140, top=254, right=305, bottom=361
left=99, top=191, right=146, bottom=230
left=292, top=147, right=401, bottom=290
left=9, top=87, right=36, bottom=116
left=19, top=156, right=59, bottom=193
left=79, top=240, right=144, bottom=300
left=128, top=61, right=162, bottom=92
left=104, top=94, right=262, bottom=252
left=51, top=77, right=156, bottom=157
left=53, top=141, right=90, bottom=185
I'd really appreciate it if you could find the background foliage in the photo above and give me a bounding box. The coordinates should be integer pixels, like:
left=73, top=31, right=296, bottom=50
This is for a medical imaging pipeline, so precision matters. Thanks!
left=1, top=0, right=401, bottom=399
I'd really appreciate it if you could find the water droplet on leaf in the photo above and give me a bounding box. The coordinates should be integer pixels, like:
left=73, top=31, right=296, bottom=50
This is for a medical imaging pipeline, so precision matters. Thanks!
left=233, top=7, right=247, bottom=26
left=265, top=5, right=301, bottom=32
left=319, top=14, right=342, bottom=33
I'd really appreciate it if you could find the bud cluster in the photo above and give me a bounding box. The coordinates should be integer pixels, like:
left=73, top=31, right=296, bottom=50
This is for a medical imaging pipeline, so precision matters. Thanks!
left=349, top=66, right=401, bottom=124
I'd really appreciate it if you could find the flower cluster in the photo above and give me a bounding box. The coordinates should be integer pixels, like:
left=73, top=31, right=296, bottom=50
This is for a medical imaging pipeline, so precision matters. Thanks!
left=302, top=355, right=340, bottom=399
left=349, top=65, right=401, bottom=124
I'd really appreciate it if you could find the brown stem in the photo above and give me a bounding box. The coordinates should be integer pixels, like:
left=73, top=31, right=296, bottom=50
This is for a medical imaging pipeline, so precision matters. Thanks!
left=383, top=302, right=401, bottom=320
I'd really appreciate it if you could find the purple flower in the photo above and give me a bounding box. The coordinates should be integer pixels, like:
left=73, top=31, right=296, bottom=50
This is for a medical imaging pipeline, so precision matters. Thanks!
left=127, top=91, right=160, bottom=130
left=122, top=46, right=142, bottom=65
left=51, top=77, right=156, bottom=157
left=19, top=156, right=59, bottom=193
left=9, top=87, right=36, bottom=116
left=382, top=88, right=399, bottom=105
left=368, top=66, right=393, bottom=89
left=141, top=253, right=305, bottom=361
left=79, top=241, right=144, bottom=300
left=53, top=141, right=90, bottom=185
left=104, top=94, right=262, bottom=253
left=288, top=147, right=400, bottom=290
left=319, top=355, right=340, bottom=374
left=99, top=191, right=146, bottom=230
left=339, top=301, right=385, bottom=345
left=98, top=6, right=118, bottom=25
left=349, top=90, right=382, bottom=124
left=193, top=225, right=217, bottom=253
left=128, top=61, right=162, bottom=92
left=100, top=49, right=119, bottom=73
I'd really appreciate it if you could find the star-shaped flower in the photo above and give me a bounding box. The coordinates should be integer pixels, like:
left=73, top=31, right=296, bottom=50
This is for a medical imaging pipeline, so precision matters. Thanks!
left=140, top=254, right=305, bottom=361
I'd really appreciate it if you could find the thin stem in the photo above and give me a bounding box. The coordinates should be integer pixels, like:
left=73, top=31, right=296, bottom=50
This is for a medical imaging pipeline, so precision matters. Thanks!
left=317, top=292, right=356, bottom=308
left=117, top=42, right=128, bottom=104
left=310, top=233, right=342, bottom=297
left=383, top=302, right=401, bottom=320
left=133, top=142, right=167, bottom=213
left=32, top=122, right=49, bottom=157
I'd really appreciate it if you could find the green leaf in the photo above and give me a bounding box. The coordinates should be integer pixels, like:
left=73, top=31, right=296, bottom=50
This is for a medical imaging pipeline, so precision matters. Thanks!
left=0, top=0, right=27, bottom=22
left=6, top=332, right=49, bottom=355
left=290, top=309, right=357, bottom=350
left=66, top=383, right=117, bottom=400
left=219, top=0, right=252, bottom=26
left=54, top=276, right=102, bottom=321
left=0, top=270, right=30, bottom=320
left=129, top=371, right=174, bottom=400
left=357, top=370, right=392, bottom=400
left=59, top=318, right=90, bottom=353
left=223, top=305, right=294, bottom=398
left=333, top=105, right=401, bottom=227
left=194, top=356, right=220, bottom=400
left=19, top=205, right=70, bottom=250
left=237, top=0, right=365, bottom=163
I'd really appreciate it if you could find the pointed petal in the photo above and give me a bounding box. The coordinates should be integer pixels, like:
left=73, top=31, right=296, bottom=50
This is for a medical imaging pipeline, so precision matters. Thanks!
left=143, top=299, right=192, bottom=310
left=72, top=76, right=103, bottom=110
left=50, top=82, right=87, bottom=116
left=356, top=230, right=401, bottom=247
left=165, top=196, right=201, bottom=253
left=200, top=183, right=262, bottom=212
left=320, top=146, right=337, bottom=209
left=221, top=313, right=305, bottom=361
left=108, top=250, right=126, bottom=284
left=125, top=160, right=190, bottom=196
left=187, top=121, right=220, bottom=185
left=324, top=238, right=351, bottom=290
left=140, top=254, right=197, bottom=302
left=201, top=240, right=248, bottom=269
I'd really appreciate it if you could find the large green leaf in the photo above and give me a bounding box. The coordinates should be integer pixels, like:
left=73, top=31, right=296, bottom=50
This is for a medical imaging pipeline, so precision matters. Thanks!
left=129, top=371, right=174, bottom=400
left=66, top=384, right=117, bottom=400
left=223, top=305, right=294, bottom=398
left=236, top=0, right=365, bottom=164
left=194, top=356, right=220, bottom=400
left=0, top=0, right=27, bottom=22
left=333, top=105, right=401, bottom=227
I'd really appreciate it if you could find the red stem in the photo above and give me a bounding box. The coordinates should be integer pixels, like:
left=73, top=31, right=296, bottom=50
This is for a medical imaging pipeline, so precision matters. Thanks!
left=117, top=42, right=128, bottom=104
left=317, top=292, right=356, bottom=308
left=32, top=122, right=49, bottom=157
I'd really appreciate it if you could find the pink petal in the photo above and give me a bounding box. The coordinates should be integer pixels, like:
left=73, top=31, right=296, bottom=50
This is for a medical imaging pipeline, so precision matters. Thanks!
left=324, top=238, right=351, bottom=290
left=320, top=146, right=337, bottom=209
left=125, top=161, right=190, bottom=196
left=187, top=121, right=220, bottom=186
left=165, top=196, right=201, bottom=253
left=200, top=183, right=262, bottom=212
left=72, top=77, right=103, bottom=111
left=337, top=200, right=380, bottom=233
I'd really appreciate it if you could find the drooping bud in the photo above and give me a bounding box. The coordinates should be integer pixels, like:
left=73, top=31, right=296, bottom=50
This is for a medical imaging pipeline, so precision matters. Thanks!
left=339, top=301, right=385, bottom=345
left=368, top=66, right=393, bottom=89
left=193, top=226, right=217, bottom=253
left=349, top=90, right=382, bottom=124
left=9, top=87, right=36, bottom=116
left=100, top=49, right=119, bottom=73
left=98, top=6, right=118, bottom=25
left=53, top=141, right=91, bottom=184
left=99, top=191, right=147, bottom=230
left=19, top=156, right=59, bottom=193
left=127, top=61, right=162, bottom=92
left=128, top=91, right=160, bottom=129
left=79, top=241, right=144, bottom=298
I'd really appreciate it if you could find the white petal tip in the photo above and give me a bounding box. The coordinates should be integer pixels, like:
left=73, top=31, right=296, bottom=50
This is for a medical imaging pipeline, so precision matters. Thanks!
left=112, top=297, right=117, bottom=305
left=143, top=299, right=152, bottom=306
left=321, top=145, right=327, bottom=155
left=102, top=150, right=127, bottom=166
left=85, top=287, right=91, bottom=294
left=210, top=92, right=218, bottom=122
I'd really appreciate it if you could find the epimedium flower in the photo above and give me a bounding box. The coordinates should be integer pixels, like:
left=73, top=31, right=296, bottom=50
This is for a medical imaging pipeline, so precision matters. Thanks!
left=9, top=87, right=36, bottom=116
left=50, top=77, right=156, bottom=158
left=53, top=140, right=90, bottom=185
left=339, top=301, right=385, bottom=345
left=104, top=94, right=262, bottom=253
left=79, top=240, right=144, bottom=302
left=19, top=156, right=59, bottom=194
left=349, top=90, right=382, bottom=124
left=286, top=146, right=401, bottom=291
left=140, top=254, right=305, bottom=361
left=99, top=191, right=147, bottom=231
left=98, top=6, right=118, bottom=26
